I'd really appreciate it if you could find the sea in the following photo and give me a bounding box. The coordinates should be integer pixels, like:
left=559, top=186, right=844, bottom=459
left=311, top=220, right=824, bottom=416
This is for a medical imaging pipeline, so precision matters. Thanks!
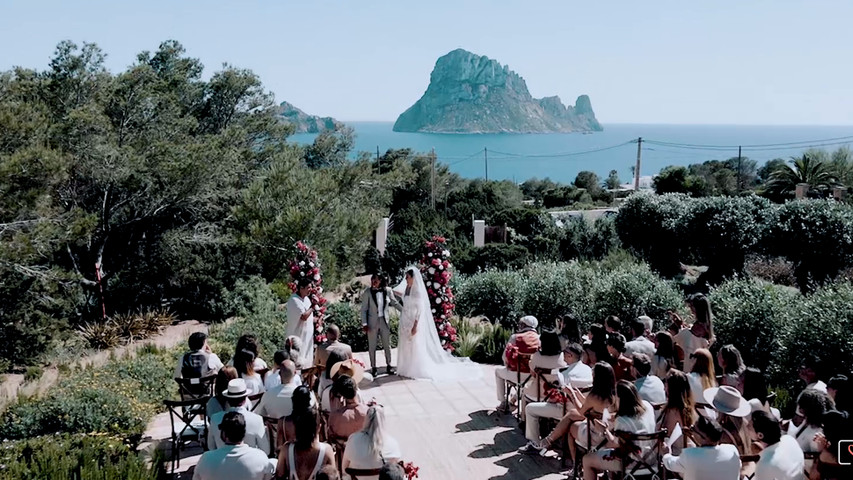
left=291, top=122, right=853, bottom=184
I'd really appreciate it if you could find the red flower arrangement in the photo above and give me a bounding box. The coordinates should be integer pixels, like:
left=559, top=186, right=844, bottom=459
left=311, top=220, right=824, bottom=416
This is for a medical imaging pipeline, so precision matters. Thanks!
left=403, top=462, right=420, bottom=479
left=288, top=241, right=328, bottom=344
left=419, top=236, right=457, bottom=351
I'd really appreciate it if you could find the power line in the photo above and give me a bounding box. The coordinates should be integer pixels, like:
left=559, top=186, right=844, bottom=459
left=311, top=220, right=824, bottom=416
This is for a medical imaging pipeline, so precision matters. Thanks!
left=644, top=134, right=853, bottom=151
left=487, top=140, right=635, bottom=160
left=446, top=149, right=486, bottom=166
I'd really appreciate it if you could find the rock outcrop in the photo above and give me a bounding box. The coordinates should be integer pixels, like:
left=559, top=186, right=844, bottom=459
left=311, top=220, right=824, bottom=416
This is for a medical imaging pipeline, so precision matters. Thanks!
left=393, top=49, right=602, bottom=134
left=277, top=101, right=342, bottom=133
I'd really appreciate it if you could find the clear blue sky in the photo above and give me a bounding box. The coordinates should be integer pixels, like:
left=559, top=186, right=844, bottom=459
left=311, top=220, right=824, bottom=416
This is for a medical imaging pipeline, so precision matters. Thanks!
left=2, top=0, right=852, bottom=125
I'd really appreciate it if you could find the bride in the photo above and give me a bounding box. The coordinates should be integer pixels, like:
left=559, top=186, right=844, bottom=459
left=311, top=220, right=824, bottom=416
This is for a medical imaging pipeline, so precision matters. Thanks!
left=394, top=266, right=482, bottom=381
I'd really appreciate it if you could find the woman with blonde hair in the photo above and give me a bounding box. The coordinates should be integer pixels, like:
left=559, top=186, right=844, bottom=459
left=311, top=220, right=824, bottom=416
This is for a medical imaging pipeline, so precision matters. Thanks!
left=717, top=344, right=746, bottom=390
left=659, top=370, right=698, bottom=455
left=688, top=348, right=717, bottom=403
left=342, top=404, right=402, bottom=480
left=673, top=294, right=715, bottom=372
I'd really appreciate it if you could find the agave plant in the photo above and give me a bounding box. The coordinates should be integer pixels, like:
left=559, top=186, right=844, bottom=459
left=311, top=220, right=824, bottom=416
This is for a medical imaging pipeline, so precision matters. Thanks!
left=79, top=321, right=121, bottom=350
left=112, top=313, right=147, bottom=343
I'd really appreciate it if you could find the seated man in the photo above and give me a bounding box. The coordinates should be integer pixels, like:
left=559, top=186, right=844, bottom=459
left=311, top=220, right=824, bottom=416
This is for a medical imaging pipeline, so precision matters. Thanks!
left=174, top=331, right=223, bottom=379
left=495, top=315, right=541, bottom=413
left=632, top=353, right=666, bottom=405
left=208, top=379, right=271, bottom=456
left=607, top=333, right=635, bottom=382
left=751, top=410, right=804, bottom=480
left=624, top=318, right=656, bottom=358
left=327, top=375, right=369, bottom=441
left=663, top=416, right=741, bottom=480
left=193, top=411, right=276, bottom=480
left=263, top=350, right=288, bottom=391
left=256, top=360, right=300, bottom=419
left=315, top=324, right=353, bottom=367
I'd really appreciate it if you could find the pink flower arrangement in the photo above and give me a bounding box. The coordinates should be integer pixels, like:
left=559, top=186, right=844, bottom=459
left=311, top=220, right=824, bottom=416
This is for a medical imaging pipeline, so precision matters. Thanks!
left=288, top=241, right=327, bottom=344
left=403, top=462, right=420, bottom=479
left=419, top=236, right=456, bottom=351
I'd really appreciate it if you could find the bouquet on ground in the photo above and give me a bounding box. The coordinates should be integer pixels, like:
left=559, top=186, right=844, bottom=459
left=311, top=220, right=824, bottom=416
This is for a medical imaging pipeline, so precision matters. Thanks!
left=419, top=236, right=457, bottom=351
left=288, top=241, right=328, bottom=344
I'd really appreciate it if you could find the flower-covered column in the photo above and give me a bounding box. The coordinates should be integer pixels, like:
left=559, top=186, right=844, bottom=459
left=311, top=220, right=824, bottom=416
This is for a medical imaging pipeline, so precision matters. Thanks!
left=420, top=236, right=458, bottom=351
left=288, top=241, right=328, bottom=344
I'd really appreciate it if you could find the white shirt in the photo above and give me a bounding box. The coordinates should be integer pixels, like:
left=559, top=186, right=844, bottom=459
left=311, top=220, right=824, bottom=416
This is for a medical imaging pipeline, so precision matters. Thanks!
left=786, top=421, right=822, bottom=453
left=613, top=400, right=657, bottom=450
left=376, top=291, right=385, bottom=319
left=226, top=357, right=269, bottom=371
left=264, top=370, right=282, bottom=391
left=806, top=380, right=827, bottom=393
left=754, top=436, right=805, bottom=480
left=625, top=337, right=656, bottom=358
left=255, top=380, right=300, bottom=419
left=651, top=355, right=671, bottom=379
left=206, top=397, right=250, bottom=420
left=193, top=443, right=276, bottom=480
left=286, top=294, right=315, bottom=367
left=208, top=407, right=270, bottom=456
left=342, top=432, right=402, bottom=480
left=635, top=375, right=667, bottom=405
left=673, top=329, right=710, bottom=373
left=663, top=444, right=741, bottom=480
left=559, top=360, right=594, bottom=389
left=524, top=353, right=567, bottom=399
left=242, top=373, right=265, bottom=396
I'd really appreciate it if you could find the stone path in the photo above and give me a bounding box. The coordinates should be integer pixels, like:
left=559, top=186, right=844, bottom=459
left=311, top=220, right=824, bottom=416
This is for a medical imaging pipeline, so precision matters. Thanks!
left=146, top=348, right=568, bottom=479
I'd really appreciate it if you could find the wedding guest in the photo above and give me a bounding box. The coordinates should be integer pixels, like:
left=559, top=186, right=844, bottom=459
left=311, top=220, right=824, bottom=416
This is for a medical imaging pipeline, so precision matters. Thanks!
left=208, top=379, right=271, bottom=455
left=652, top=331, right=678, bottom=378
left=284, top=336, right=303, bottom=369
left=322, top=359, right=367, bottom=413
left=560, top=343, right=594, bottom=388
left=717, top=345, right=746, bottom=391
left=276, top=408, right=335, bottom=480
left=742, top=367, right=781, bottom=421
left=625, top=319, right=656, bottom=358
left=584, top=323, right=610, bottom=366
left=688, top=349, right=717, bottom=403
left=637, top=315, right=655, bottom=340
left=207, top=366, right=241, bottom=419
left=787, top=389, right=832, bottom=455
left=798, top=355, right=827, bottom=393
left=278, top=385, right=318, bottom=450
left=704, top=386, right=754, bottom=455
left=632, top=353, right=666, bottom=405
left=327, top=375, right=369, bottom=441
left=606, top=333, right=635, bottom=381
left=663, top=416, right=741, bottom=480
left=342, top=405, right=402, bottom=480
left=827, top=374, right=852, bottom=414
left=264, top=350, right=288, bottom=391
left=495, top=315, right=540, bottom=413
left=582, top=381, right=657, bottom=480
left=522, top=330, right=567, bottom=405
left=315, top=324, right=353, bottom=368
left=175, top=331, right=223, bottom=380
left=319, top=351, right=348, bottom=401
left=659, top=370, right=698, bottom=456
left=227, top=334, right=269, bottom=371
left=315, top=465, right=340, bottom=480
left=256, top=360, right=300, bottom=419
left=193, top=411, right=277, bottom=480
left=605, top=315, right=622, bottom=335
left=750, top=410, right=804, bottom=480
left=674, top=294, right=714, bottom=372
left=234, top=348, right=265, bottom=395
left=809, top=409, right=853, bottom=480
left=556, top=312, right=583, bottom=349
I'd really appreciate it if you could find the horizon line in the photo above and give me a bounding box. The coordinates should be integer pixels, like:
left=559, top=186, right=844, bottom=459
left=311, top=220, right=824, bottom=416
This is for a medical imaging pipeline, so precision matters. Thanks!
left=331, top=120, right=853, bottom=128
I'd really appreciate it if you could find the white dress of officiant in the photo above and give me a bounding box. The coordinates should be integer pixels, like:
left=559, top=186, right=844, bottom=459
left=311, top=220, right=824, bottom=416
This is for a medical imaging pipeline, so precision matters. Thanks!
left=286, top=278, right=316, bottom=367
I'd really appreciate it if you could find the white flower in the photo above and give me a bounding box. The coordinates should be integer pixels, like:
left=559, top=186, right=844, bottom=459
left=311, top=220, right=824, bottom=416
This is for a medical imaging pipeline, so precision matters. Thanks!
left=317, top=287, right=323, bottom=294
left=432, top=308, right=436, bottom=313
left=299, top=261, right=305, bottom=266
left=309, top=262, right=314, bottom=268
left=439, top=323, right=446, bottom=330
left=428, top=267, right=435, bottom=274
left=441, top=314, right=446, bottom=319
left=438, top=265, right=444, bottom=270
left=300, top=271, right=305, bottom=276
left=313, top=274, right=320, bottom=281
left=428, top=253, right=433, bottom=257
left=434, top=282, right=441, bottom=289
left=436, top=298, right=442, bottom=304
left=443, top=250, right=450, bottom=257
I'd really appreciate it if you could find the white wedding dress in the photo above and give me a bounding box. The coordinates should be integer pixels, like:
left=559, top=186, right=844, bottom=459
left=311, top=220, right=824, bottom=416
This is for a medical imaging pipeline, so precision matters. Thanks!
left=395, top=267, right=482, bottom=382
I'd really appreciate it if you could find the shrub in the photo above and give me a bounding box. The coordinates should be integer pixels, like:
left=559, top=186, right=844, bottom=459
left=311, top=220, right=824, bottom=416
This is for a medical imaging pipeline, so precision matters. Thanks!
left=616, top=193, right=692, bottom=276
left=585, top=262, right=684, bottom=328
left=709, top=278, right=798, bottom=377
left=745, top=256, right=797, bottom=287
left=218, top=276, right=281, bottom=320
left=457, top=244, right=530, bottom=274
left=560, top=216, right=619, bottom=261
left=0, top=433, right=162, bottom=480
left=324, top=301, right=398, bottom=354
left=454, top=270, right=526, bottom=327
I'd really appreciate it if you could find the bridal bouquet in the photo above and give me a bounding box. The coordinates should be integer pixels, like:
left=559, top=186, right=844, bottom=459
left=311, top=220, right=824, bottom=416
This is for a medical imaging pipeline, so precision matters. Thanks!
left=288, top=241, right=328, bottom=344
left=420, top=236, right=458, bottom=351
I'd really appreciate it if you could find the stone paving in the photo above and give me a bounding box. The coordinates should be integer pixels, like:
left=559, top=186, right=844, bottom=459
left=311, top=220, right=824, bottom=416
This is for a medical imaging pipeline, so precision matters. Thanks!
left=146, top=348, right=568, bottom=479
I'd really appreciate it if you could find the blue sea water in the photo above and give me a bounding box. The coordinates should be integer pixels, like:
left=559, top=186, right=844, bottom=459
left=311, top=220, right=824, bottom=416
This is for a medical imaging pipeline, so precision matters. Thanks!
left=292, top=122, right=853, bottom=184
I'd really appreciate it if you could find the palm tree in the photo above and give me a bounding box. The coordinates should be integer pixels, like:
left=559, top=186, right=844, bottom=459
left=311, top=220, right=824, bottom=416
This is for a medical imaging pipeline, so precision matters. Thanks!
left=764, top=153, right=838, bottom=199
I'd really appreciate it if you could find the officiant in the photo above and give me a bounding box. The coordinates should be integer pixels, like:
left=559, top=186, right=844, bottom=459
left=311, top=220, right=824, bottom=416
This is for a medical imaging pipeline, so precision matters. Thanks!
left=286, top=278, right=316, bottom=368
left=360, top=273, right=403, bottom=377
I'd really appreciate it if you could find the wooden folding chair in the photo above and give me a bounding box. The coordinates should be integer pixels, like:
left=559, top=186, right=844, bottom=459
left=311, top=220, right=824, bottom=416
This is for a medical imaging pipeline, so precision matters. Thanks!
left=163, top=396, right=210, bottom=472
left=346, top=460, right=405, bottom=480
left=740, top=454, right=760, bottom=480
left=503, top=352, right=533, bottom=418
left=262, top=415, right=279, bottom=458
left=175, top=374, right=217, bottom=401
left=616, top=429, right=669, bottom=480
left=570, top=409, right=608, bottom=479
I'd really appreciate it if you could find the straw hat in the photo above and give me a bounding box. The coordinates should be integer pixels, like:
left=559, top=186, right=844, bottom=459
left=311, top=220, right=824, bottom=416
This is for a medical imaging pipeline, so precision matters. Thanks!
left=222, top=378, right=249, bottom=399
left=330, top=359, right=365, bottom=383
left=703, top=385, right=751, bottom=417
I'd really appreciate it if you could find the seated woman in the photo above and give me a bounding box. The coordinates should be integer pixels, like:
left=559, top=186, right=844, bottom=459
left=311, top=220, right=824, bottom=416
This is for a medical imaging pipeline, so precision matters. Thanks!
left=319, top=350, right=349, bottom=405
left=652, top=331, right=677, bottom=378
left=227, top=334, right=269, bottom=371
left=556, top=312, right=583, bottom=350
left=521, top=362, right=617, bottom=467
left=787, top=389, right=833, bottom=456
left=688, top=348, right=717, bottom=405
left=206, top=366, right=240, bottom=419
left=742, top=367, right=781, bottom=421
left=659, top=370, right=698, bottom=456
left=703, top=385, right=755, bottom=456
left=321, top=359, right=367, bottom=414
left=717, top=344, right=746, bottom=391
left=278, top=385, right=318, bottom=451
left=276, top=407, right=335, bottom=480
left=521, top=330, right=567, bottom=409
left=342, top=405, right=402, bottom=480
left=810, top=409, right=853, bottom=480
left=582, top=380, right=657, bottom=480
left=234, top=348, right=265, bottom=395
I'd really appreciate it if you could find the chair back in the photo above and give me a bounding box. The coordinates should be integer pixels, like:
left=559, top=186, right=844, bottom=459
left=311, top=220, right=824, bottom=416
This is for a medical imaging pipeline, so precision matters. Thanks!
left=616, top=428, right=668, bottom=479
left=175, top=374, right=217, bottom=401
left=346, top=467, right=382, bottom=479
left=163, top=396, right=210, bottom=472
left=248, top=391, right=264, bottom=411
left=262, top=415, right=279, bottom=457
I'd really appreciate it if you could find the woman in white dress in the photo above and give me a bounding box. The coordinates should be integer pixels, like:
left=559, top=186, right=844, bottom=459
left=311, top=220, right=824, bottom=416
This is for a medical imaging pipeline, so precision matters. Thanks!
left=342, top=404, right=402, bottom=480
left=394, top=267, right=482, bottom=381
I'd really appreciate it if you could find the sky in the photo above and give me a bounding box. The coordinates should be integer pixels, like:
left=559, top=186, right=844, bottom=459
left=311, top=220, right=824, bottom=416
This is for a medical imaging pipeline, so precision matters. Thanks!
left=2, top=0, right=852, bottom=125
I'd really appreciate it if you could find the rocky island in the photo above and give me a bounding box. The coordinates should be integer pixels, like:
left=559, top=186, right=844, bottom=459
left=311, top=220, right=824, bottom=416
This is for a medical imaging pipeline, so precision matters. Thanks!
left=276, top=101, right=343, bottom=133
left=394, top=49, right=602, bottom=134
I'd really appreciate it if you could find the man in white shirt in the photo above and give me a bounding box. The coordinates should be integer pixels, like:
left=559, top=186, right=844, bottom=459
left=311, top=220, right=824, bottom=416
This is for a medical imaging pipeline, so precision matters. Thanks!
left=663, top=416, right=741, bottom=480
left=751, top=410, right=805, bottom=480
left=798, top=356, right=827, bottom=393
left=256, top=360, right=299, bottom=419
left=194, top=411, right=276, bottom=480
left=632, top=353, right=667, bottom=405
left=286, top=278, right=316, bottom=368
left=624, top=319, right=656, bottom=358
left=174, top=332, right=223, bottom=379
left=208, top=379, right=271, bottom=456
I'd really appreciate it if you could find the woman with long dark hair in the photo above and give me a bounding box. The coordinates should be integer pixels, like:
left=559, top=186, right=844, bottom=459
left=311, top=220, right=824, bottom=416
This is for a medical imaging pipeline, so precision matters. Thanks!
left=652, top=331, right=677, bottom=377
left=278, top=385, right=318, bottom=450
left=717, top=344, right=746, bottom=390
left=556, top=312, right=582, bottom=349
left=276, top=408, right=335, bottom=480
left=674, top=294, right=715, bottom=372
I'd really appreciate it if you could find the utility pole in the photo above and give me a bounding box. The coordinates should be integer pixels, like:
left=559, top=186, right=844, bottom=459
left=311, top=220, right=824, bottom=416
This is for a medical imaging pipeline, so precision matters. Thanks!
left=484, top=147, right=489, bottom=181
left=376, top=146, right=380, bottom=175
left=634, top=137, right=642, bottom=191
left=430, top=147, right=436, bottom=210
left=737, top=145, right=743, bottom=193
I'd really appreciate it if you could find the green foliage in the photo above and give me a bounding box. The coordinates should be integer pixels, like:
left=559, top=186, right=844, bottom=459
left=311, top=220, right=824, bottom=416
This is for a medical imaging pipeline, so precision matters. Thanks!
left=616, top=193, right=692, bottom=276
left=709, top=278, right=798, bottom=377
left=457, top=244, right=531, bottom=274
left=24, top=366, right=44, bottom=383
left=560, top=216, right=620, bottom=261
left=450, top=317, right=510, bottom=364
left=210, top=279, right=287, bottom=363
left=0, top=433, right=162, bottom=480
left=763, top=154, right=839, bottom=200
left=453, top=270, right=526, bottom=326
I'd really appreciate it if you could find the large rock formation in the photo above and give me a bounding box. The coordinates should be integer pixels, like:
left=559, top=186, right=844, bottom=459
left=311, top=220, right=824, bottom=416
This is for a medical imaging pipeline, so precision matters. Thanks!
left=276, top=101, right=343, bottom=133
left=393, top=49, right=602, bottom=134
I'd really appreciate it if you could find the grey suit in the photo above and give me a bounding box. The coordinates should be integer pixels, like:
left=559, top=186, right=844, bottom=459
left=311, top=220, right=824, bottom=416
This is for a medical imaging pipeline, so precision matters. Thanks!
left=360, top=286, right=403, bottom=369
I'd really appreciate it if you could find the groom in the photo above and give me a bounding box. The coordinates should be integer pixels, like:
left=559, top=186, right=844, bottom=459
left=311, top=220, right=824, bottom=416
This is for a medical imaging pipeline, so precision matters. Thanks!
left=360, top=273, right=403, bottom=376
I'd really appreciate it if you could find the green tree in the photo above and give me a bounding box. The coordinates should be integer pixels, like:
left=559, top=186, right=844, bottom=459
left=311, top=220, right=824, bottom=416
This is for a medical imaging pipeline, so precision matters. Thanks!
left=764, top=154, right=838, bottom=200
left=573, top=171, right=602, bottom=196
left=605, top=170, right=621, bottom=190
